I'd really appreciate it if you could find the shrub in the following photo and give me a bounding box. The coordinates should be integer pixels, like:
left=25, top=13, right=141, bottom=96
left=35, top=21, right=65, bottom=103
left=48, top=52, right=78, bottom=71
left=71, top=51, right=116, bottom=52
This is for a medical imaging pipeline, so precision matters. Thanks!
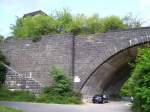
left=36, top=66, right=82, bottom=104
left=103, top=16, right=128, bottom=32
left=50, top=66, right=73, bottom=96
left=129, top=48, right=150, bottom=112
left=0, top=63, right=81, bottom=104
left=11, top=15, right=57, bottom=41
left=119, top=73, right=133, bottom=97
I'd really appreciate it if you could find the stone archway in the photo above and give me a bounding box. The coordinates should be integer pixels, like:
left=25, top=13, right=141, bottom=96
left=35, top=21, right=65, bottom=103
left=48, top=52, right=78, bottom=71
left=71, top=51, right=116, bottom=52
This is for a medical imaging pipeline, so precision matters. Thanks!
left=81, top=45, right=139, bottom=100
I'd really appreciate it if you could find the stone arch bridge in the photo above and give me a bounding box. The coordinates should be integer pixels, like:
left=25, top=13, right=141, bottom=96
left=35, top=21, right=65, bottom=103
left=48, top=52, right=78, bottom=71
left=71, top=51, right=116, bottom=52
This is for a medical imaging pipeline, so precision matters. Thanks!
left=1, top=27, right=150, bottom=99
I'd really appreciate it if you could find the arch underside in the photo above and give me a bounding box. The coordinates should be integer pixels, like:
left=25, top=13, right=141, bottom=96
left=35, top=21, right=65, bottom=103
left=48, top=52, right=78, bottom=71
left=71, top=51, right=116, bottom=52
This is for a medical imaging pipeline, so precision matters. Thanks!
left=81, top=46, right=139, bottom=100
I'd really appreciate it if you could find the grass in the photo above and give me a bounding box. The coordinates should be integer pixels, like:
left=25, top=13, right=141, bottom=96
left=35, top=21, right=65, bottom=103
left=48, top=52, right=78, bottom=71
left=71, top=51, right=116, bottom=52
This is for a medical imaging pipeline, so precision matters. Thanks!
left=0, top=86, right=36, bottom=102
left=0, top=106, right=23, bottom=112
left=0, top=66, right=82, bottom=104
left=0, top=86, right=82, bottom=104
left=36, top=92, right=82, bottom=104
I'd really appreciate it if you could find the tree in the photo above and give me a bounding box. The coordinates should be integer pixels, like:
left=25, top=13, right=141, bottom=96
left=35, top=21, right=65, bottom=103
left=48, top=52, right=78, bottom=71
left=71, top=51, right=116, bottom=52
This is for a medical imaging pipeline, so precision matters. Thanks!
left=11, top=9, right=131, bottom=40
left=65, top=14, right=86, bottom=35
left=86, top=14, right=104, bottom=34
left=103, top=16, right=127, bottom=32
left=122, top=13, right=143, bottom=28
left=0, top=35, right=4, bottom=42
left=50, top=66, right=73, bottom=96
left=11, top=15, right=57, bottom=41
left=54, top=9, right=73, bottom=33
left=129, top=48, right=150, bottom=112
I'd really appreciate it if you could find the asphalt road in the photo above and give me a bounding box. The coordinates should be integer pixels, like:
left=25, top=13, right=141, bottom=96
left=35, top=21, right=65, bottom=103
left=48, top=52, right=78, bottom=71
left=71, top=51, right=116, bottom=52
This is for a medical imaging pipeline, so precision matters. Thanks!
left=0, top=101, right=132, bottom=112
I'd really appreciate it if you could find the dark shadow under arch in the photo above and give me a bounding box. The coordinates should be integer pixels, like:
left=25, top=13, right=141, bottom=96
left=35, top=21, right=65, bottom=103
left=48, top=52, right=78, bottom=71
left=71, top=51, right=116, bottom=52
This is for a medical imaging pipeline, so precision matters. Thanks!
left=81, top=42, right=150, bottom=100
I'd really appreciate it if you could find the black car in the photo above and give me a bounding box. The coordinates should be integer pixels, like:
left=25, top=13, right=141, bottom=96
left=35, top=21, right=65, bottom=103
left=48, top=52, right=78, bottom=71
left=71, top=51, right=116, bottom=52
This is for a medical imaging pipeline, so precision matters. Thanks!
left=103, top=94, right=109, bottom=103
left=92, top=95, right=103, bottom=103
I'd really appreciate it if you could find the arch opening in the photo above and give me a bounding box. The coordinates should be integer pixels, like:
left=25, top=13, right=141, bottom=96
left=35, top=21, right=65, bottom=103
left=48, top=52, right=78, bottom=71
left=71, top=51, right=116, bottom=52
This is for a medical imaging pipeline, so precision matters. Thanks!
left=81, top=46, right=139, bottom=100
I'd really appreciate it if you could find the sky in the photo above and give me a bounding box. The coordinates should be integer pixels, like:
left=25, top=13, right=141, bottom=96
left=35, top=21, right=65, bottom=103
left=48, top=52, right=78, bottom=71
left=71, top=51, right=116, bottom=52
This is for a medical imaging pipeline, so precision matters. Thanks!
left=0, top=0, right=150, bottom=37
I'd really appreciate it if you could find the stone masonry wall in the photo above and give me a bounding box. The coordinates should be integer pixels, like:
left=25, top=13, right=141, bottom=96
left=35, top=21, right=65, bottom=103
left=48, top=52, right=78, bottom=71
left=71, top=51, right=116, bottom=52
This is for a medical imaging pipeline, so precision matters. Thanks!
left=1, top=27, right=150, bottom=94
left=0, top=34, right=74, bottom=87
left=74, top=27, right=150, bottom=90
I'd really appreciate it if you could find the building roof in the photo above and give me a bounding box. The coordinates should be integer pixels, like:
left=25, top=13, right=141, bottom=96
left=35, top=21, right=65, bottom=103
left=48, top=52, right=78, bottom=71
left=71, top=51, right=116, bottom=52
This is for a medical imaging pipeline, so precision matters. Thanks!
left=23, top=10, right=47, bottom=18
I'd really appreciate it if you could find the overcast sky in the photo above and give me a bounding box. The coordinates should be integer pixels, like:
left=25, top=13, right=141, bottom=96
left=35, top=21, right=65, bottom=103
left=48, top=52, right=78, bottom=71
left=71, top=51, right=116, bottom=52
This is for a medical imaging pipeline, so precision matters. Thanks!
left=0, top=0, right=150, bottom=37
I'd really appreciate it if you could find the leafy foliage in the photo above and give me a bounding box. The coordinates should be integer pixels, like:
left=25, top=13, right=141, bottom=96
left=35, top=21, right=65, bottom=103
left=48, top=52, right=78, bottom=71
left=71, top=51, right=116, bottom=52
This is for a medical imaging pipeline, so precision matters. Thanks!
left=36, top=66, right=82, bottom=104
left=130, top=48, right=150, bottom=112
left=120, top=48, right=150, bottom=112
left=53, top=9, right=73, bottom=33
left=11, top=9, right=132, bottom=41
left=103, top=16, right=128, bottom=32
left=50, top=66, right=73, bottom=95
left=119, top=76, right=132, bottom=97
left=11, top=15, right=57, bottom=41
left=0, top=66, right=81, bottom=104
left=85, top=14, right=104, bottom=34
left=119, top=47, right=150, bottom=112
left=0, top=85, right=81, bottom=104
left=122, top=13, right=143, bottom=28
left=0, top=35, right=4, bottom=42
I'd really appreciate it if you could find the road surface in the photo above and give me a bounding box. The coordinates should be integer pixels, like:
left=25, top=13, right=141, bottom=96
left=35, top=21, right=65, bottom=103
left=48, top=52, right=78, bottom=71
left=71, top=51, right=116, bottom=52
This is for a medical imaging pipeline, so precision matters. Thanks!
left=0, top=101, right=132, bottom=112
